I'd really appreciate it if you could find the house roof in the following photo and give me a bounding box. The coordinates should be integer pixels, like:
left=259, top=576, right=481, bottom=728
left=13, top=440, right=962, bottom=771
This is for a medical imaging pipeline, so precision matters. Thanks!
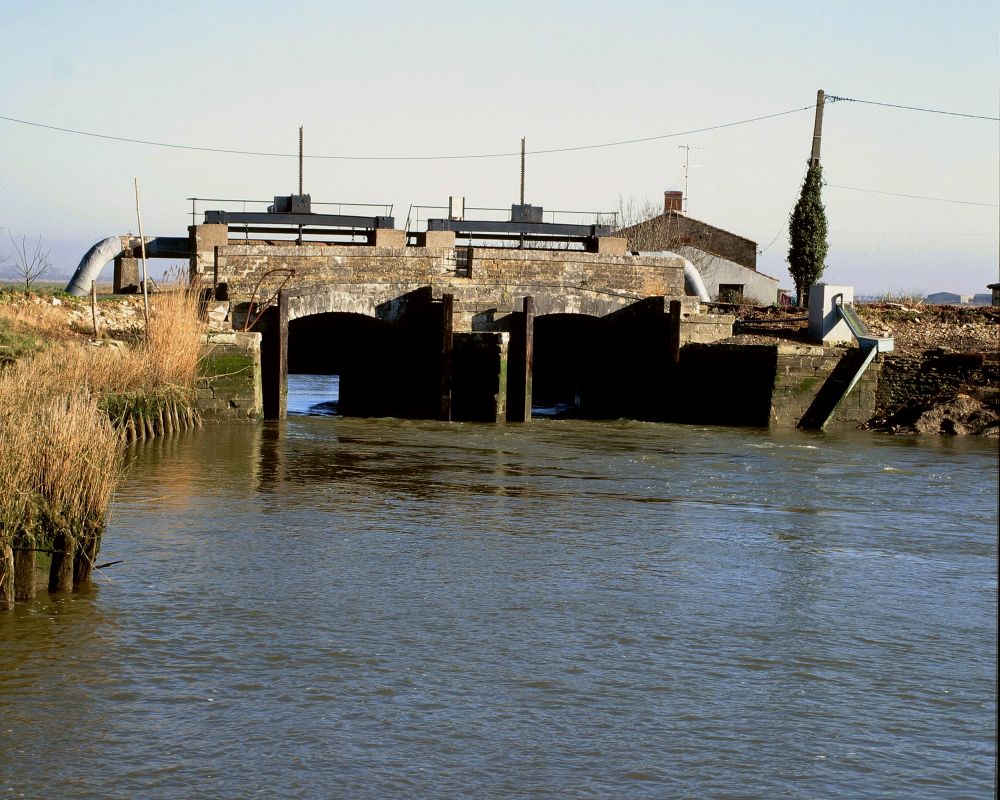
left=662, top=210, right=758, bottom=247
left=618, top=211, right=758, bottom=248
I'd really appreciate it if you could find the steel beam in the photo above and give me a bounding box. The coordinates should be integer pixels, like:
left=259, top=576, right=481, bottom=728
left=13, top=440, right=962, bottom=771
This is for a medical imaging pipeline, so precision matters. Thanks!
left=426, top=218, right=612, bottom=238
left=204, top=210, right=395, bottom=229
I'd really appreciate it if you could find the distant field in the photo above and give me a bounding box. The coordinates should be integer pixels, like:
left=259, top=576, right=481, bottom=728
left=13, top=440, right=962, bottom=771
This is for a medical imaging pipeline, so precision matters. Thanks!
left=0, top=280, right=116, bottom=294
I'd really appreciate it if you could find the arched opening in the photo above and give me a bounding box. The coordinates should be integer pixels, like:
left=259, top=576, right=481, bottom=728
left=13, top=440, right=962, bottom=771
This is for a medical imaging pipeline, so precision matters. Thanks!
left=287, top=312, right=393, bottom=416
left=531, top=313, right=605, bottom=418
left=532, top=306, right=675, bottom=421
left=284, top=305, right=448, bottom=419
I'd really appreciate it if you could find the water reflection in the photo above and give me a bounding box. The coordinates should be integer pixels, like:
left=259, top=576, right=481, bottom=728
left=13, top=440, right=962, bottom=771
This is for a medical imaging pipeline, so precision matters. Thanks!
left=2, top=408, right=996, bottom=799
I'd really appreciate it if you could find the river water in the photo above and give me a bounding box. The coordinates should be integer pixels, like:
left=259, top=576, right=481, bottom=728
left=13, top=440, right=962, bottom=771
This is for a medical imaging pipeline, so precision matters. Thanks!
left=1, top=376, right=997, bottom=798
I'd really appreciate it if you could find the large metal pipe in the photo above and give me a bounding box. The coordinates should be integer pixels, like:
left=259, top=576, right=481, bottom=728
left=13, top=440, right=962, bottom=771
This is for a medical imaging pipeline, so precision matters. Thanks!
left=637, top=250, right=711, bottom=302
left=65, top=236, right=127, bottom=296
left=65, top=236, right=190, bottom=296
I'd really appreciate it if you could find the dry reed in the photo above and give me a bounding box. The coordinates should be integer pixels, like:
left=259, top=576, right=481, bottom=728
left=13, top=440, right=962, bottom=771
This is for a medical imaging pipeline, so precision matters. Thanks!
left=0, top=278, right=206, bottom=603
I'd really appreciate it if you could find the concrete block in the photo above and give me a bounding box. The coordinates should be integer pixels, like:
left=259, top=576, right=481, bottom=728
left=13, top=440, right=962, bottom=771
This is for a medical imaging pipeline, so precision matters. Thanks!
left=369, top=229, right=407, bottom=248
left=592, top=236, right=628, bottom=255
left=113, top=256, right=140, bottom=293
left=808, top=283, right=855, bottom=343
left=189, top=224, right=229, bottom=279
left=419, top=230, right=457, bottom=249
left=679, top=314, right=734, bottom=344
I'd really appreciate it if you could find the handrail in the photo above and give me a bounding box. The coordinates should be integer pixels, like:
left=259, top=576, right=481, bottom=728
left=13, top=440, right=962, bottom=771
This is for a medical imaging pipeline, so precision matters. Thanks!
left=243, top=268, right=296, bottom=332
left=404, top=204, right=618, bottom=231
left=804, top=298, right=895, bottom=429
left=833, top=295, right=893, bottom=353
left=188, top=197, right=393, bottom=226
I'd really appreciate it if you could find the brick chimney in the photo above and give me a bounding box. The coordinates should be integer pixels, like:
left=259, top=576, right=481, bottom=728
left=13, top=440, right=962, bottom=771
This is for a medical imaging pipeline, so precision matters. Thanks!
left=664, top=190, right=684, bottom=213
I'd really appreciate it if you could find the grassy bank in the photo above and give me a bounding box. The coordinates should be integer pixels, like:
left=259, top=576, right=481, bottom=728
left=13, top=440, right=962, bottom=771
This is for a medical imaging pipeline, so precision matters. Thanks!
left=0, top=283, right=204, bottom=607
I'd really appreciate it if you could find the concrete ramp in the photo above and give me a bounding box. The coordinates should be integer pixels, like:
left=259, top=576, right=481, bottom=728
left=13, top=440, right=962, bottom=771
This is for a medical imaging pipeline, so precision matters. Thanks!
left=798, top=302, right=893, bottom=430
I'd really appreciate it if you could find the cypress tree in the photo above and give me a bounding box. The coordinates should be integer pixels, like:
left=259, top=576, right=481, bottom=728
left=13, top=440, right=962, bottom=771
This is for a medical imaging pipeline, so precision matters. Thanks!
left=787, top=163, right=828, bottom=307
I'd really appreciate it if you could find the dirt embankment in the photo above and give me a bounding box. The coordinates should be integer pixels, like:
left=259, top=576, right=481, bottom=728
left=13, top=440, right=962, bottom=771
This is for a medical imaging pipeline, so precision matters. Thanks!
left=858, top=305, right=998, bottom=436
left=716, top=302, right=999, bottom=436
left=0, top=291, right=148, bottom=344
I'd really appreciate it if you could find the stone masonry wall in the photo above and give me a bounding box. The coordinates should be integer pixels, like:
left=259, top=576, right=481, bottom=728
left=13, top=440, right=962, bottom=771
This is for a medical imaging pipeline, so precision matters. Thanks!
left=215, top=243, right=686, bottom=332
left=769, top=344, right=880, bottom=430
left=675, top=342, right=879, bottom=429
left=195, top=332, right=262, bottom=421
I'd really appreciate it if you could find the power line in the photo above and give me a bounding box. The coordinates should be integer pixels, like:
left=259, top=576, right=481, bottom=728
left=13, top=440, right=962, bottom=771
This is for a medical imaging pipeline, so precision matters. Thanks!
left=827, top=95, right=1000, bottom=122
left=826, top=183, right=1000, bottom=208
left=0, top=105, right=815, bottom=161
left=758, top=208, right=793, bottom=254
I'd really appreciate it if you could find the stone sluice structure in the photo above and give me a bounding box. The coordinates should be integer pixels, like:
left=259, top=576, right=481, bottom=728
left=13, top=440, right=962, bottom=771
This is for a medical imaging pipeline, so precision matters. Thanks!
left=100, top=207, right=877, bottom=429
left=179, top=218, right=883, bottom=429
left=190, top=223, right=734, bottom=422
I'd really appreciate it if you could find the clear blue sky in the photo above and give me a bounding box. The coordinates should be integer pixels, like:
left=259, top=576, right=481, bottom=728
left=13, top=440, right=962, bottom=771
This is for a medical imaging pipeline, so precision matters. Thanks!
left=1, top=0, right=997, bottom=294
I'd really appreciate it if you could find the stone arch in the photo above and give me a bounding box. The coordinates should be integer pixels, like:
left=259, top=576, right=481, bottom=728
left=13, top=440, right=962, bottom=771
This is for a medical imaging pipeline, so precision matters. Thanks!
left=285, top=283, right=432, bottom=324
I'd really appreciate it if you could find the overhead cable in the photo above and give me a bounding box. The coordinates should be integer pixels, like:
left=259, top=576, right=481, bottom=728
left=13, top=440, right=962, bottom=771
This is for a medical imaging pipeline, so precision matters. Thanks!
left=826, top=184, right=1000, bottom=208
left=826, top=95, right=999, bottom=122
left=0, top=106, right=815, bottom=161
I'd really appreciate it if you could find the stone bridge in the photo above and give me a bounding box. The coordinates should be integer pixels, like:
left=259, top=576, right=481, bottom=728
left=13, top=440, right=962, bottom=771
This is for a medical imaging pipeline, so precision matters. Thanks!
left=191, top=225, right=733, bottom=422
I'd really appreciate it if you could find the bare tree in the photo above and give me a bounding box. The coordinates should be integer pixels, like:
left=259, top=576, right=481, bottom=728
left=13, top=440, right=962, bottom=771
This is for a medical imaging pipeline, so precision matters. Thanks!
left=615, top=196, right=668, bottom=251
left=615, top=196, right=727, bottom=298
left=6, top=233, right=52, bottom=291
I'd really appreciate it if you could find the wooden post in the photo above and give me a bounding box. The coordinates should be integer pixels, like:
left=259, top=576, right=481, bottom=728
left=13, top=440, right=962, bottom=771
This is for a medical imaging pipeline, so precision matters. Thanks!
left=439, top=293, right=454, bottom=421
left=90, top=280, right=100, bottom=337
left=260, top=291, right=289, bottom=420
left=13, top=534, right=36, bottom=601
left=134, top=178, right=150, bottom=330
left=668, top=299, right=682, bottom=365
left=48, top=533, right=75, bottom=593
left=1, top=542, right=14, bottom=610
left=506, top=296, right=534, bottom=422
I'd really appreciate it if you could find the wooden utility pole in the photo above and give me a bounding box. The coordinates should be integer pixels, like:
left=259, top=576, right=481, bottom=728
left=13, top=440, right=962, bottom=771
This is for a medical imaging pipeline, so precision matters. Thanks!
left=810, top=89, right=826, bottom=166
left=90, top=280, right=100, bottom=338
left=134, top=178, right=150, bottom=330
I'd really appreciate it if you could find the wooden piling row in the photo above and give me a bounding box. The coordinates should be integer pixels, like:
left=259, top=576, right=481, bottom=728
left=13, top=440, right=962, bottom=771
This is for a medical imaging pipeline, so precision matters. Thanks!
left=118, top=400, right=202, bottom=443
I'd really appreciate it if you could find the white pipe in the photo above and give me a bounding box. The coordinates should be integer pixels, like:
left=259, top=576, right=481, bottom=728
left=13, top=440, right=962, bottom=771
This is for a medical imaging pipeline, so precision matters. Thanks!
left=682, top=259, right=711, bottom=303
left=637, top=250, right=711, bottom=302
left=65, top=236, right=127, bottom=297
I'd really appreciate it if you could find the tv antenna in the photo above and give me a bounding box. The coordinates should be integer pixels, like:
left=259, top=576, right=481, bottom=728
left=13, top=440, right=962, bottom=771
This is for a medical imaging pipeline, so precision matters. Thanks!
left=677, top=144, right=703, bottom=214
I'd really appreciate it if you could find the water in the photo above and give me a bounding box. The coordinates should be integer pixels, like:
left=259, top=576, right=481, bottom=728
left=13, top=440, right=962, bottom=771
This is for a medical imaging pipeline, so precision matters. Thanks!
left=2, top=379, right=997, bottom=798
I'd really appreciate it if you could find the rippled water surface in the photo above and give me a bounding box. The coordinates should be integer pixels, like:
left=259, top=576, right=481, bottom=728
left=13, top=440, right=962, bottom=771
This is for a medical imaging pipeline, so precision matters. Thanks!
left=2, top=385, right=997, bottom=798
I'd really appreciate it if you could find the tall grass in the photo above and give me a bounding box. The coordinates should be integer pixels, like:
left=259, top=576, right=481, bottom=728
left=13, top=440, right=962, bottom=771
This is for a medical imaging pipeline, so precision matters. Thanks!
left=0, top=279, right=205, bottom=603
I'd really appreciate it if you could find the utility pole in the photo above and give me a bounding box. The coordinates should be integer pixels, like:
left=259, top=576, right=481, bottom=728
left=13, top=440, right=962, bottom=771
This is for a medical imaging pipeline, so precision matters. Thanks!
left=518, top=137, right=526, bottom=249
left=677, top=144, right=702, bottom=214
left=133, top=178, right=150, bottom=330
left=519, top=137, right=526, bottom=205
left=810, top=89, right=825, bottom=166
left=297, top=126, right=304, bottom=245
left=298, top=125, right=304, bottom=195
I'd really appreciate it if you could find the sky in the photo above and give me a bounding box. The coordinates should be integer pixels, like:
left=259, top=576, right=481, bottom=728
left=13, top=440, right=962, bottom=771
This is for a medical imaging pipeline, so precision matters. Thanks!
left=0, top=0, right=997, bottom=295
